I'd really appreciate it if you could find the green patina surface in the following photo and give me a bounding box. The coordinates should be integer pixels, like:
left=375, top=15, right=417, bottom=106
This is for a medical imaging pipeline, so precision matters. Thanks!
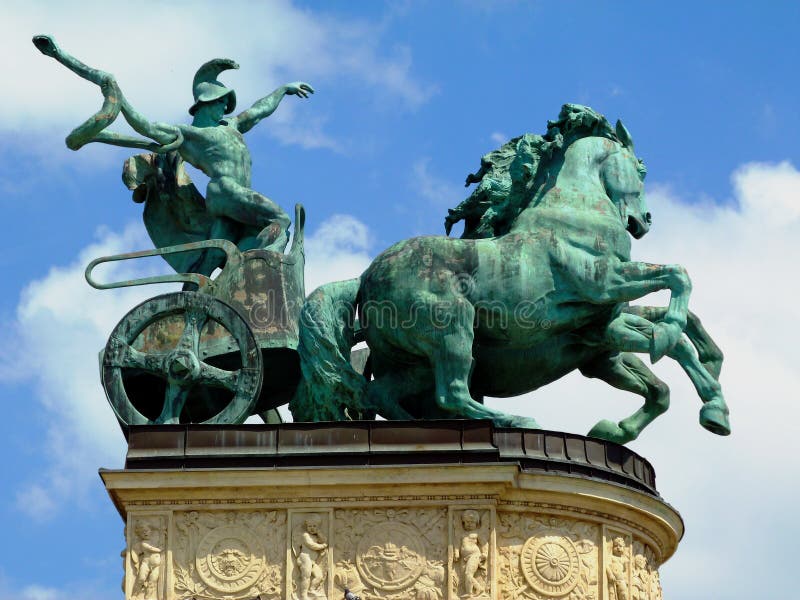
left=34, top=36, right=729, bottom=442
left=292, top=105, right=730, bottom=444
left=33, top=34, right=312, bottom=275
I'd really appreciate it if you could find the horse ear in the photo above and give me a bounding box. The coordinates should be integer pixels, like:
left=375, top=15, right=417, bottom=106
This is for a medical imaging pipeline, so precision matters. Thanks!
left=615, top=119, right=634, bottom=150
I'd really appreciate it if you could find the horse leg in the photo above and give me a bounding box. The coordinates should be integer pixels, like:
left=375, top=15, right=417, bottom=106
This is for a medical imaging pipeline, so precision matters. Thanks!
left=366, top=363, right=426, bottom=421
left=605, top=312, right=730, bottom=436
left=582, top=352, right=670, bottom=444
left=421, top=299, right=539, bottom=428
left=626, top=306, right=723, bottom=379
left=580, top=261, right=692, bottom=362
left=667, top=336, right=730, bottom=435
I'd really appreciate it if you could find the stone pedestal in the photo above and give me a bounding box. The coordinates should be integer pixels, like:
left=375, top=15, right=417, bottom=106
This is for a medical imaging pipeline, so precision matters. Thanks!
left=104, top=422, right=681, bottom=600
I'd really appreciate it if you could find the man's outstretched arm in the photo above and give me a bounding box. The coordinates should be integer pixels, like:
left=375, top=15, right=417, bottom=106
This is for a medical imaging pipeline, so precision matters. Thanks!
left=118, top=97, right=182, bottom=147
left=33, top=35, right=180, bottom=151
left=234, top=82, right=314, bottom=134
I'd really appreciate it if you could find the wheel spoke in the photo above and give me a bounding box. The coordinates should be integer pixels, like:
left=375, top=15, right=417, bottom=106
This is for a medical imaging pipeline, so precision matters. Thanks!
left=106, top=335, right=166, bottom=376
left=197, top=362, right=241, bottom=391
left=176, top=309, right=209, bottom=356
left=156, top=382, right=191, bottom=424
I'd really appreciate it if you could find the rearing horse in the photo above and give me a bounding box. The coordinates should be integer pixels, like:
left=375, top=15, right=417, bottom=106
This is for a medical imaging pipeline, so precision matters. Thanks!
left=291, top=105, right=730, bottom=443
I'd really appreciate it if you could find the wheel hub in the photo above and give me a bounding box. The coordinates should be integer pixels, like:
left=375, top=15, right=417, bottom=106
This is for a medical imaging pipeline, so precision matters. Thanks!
left=167, top=349, right=200, bottom=382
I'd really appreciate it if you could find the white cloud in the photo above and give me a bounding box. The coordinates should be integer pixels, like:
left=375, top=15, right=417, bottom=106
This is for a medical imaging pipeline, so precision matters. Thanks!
left=305, top=213, right=373, bottom=293
left=267, top=107, right=344, bottom=153
left=4, top=223, right=176, bottom=519
left=412, top=158, right=461, bottom=208
left=2, top=0, right=430, bottom=152
left=20, top=586, right=58, bottom=600
left=490, top=131, right=507, bottom=145
left=486, top=161, right=800, bottom=598
left=0, top=213, right=372, bottom=517
left=0, top=579, right=108, bottom=600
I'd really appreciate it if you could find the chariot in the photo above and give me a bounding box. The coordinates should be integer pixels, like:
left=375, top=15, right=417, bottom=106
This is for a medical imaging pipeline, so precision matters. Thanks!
left=87, top=205, right=308, bottom=427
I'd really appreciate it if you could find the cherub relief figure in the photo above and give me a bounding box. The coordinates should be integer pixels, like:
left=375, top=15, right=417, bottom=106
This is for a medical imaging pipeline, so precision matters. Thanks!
left=606, top=537, right=630, bottom=600
left=33, top=35, right=313, bottom=275
left=293, top=513, right=328, bottom=600
left=130, top=520, right=164, bottom=600
left=454, top=510, right=488, bottom=598
left=631, top=553, right=650, bottom=600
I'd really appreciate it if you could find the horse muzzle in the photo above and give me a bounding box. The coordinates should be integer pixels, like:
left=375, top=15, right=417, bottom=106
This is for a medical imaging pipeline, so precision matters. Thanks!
left=627, top=215, right=650, bottom=239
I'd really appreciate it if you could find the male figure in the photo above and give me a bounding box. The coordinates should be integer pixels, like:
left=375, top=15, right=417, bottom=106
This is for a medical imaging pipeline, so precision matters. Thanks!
left=33, top=35, right=313, bottom=272
left=631, top=554, right=650, bottom=600
left=130, top=521, right=163, bottom=600
left=455, top=510, right=487, bottom=597
left=606, top=537, right=630, bottom=600
left=295, top=514, right=328, bottom=600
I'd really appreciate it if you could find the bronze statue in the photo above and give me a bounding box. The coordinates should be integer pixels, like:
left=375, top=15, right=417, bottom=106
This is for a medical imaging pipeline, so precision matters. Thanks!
left=33, top=35, right=313, bottom=274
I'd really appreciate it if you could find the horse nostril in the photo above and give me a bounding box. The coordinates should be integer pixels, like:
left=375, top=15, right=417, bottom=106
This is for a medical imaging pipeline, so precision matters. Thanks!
left=644, top=212, right=652, bottom=224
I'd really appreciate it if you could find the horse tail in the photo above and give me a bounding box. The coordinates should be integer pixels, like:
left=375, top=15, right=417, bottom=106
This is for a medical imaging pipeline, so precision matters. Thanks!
left=290, top=277, right=368, bottom=421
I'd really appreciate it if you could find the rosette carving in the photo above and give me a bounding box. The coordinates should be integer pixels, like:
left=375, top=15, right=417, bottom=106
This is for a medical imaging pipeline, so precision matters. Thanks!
left=333, top=508, right=447, bottom=600
left=497, top=514, right=599, bottom=600
left=172, top=510, right=285, bottom=600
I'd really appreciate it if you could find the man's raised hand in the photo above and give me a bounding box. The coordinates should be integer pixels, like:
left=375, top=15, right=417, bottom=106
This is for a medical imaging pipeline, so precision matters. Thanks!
left=32, top=35, right=61, bottom=59
left=285, top=82, right=315, bottom=98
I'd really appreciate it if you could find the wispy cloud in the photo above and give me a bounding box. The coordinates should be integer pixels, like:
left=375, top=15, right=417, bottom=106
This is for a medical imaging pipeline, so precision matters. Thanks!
left=3, top=0, right=431, bottom=153
left=0, top=578, right=110, bottom=600
left=490, top=131, right=507, bottom=145
left=412, top=158, right=462, bottom=208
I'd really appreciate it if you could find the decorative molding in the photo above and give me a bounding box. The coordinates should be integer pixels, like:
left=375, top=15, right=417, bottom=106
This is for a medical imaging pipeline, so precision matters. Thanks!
left=112, top=463, right=677, bottom=599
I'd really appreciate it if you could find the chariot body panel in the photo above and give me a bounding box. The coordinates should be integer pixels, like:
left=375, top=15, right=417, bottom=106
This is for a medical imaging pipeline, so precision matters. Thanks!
left=88, top=205, right=307, bottom=428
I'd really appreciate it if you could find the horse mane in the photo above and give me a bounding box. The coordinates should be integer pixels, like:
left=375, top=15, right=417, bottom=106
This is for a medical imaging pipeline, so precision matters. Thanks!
left=445, top=104, right=643, bottom=239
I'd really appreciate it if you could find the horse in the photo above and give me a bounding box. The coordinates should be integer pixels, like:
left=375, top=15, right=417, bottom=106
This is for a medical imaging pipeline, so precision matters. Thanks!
left=290, top=104, right=730, bottom=444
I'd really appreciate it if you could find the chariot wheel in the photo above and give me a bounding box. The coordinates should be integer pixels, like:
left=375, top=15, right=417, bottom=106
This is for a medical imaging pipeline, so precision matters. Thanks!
left=102, top=291, right=262, bottom=426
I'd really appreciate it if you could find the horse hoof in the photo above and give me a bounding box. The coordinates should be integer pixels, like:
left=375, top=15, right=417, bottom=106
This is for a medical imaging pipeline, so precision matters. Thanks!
left=700, top=400, right=731, bottom=436
left=588, top=419, right=633, bottom=444
left=499, top=415, right=541, bottom=429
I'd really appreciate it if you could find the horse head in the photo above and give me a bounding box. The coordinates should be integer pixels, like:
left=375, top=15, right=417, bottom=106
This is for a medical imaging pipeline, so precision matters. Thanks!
left=448, top=105, right=652, bottom=241
left=600, top=124, right=650, bottom=239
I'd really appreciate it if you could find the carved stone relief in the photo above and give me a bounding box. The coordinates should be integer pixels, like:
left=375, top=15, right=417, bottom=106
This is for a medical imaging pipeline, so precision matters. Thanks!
left=451, top=509, right=491, bottom=600
left=631, top=540, right=662, bottom=600
left=289, top=511, right=331, bottom=600
left=121, top=500, right=668, bottom=600
left=129, top=515, right=167, bottom=600
left=121, top=527, right=128, bottom=596
left=649, top=569, right=663, bottom=600
left=603, top=528, right=632, bottom=600
left=172, top=510, right=285, bottom=600
left=333, top=507, right=448, bottom=600
left=496, top=513, right=599, bottom=600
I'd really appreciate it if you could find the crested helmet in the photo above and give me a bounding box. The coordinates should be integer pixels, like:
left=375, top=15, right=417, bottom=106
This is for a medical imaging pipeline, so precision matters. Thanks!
left=188, top=58, right=239, bottom=116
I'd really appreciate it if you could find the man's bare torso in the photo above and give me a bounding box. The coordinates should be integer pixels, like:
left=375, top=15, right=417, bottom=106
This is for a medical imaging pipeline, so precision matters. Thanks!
left=177, top=121, right=253, bottom=184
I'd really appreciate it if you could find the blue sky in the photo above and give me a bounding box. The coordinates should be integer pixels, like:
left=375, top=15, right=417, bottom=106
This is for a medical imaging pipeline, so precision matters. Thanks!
left=1, top=2, right=799, bottom=599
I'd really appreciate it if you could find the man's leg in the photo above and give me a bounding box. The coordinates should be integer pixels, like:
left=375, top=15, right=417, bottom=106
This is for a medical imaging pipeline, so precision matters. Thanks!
left=206, top=176, right=290, bottom=252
